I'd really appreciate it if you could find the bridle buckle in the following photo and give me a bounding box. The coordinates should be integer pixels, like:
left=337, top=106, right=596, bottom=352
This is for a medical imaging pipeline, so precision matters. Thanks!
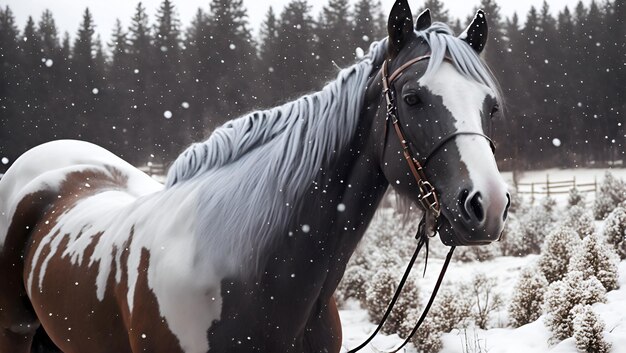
left=417, top=180, right=440, bottom=217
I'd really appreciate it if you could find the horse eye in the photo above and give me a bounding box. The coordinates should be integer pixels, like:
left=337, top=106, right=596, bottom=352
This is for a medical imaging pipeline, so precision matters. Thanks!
left=404, top=94, right=420, bottom=106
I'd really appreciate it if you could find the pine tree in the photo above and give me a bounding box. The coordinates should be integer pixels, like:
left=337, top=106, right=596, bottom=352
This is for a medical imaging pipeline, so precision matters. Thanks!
left=572, top=305, right=611, bottom=353
left=204, top=0, right=257, bottom=124
left=184, top=8, right=209, bottom=135
left=569, top=232, right=620, bottom=291
left=544, top=271, right=606, bottom=343
left=0, top=6, right=22, bottom=168
left=127, top=2, right=154, bottom=158
left=153, top=0, right=186, bottom=161
left=603, top=205, right=626, bottom=259
left=472, top=0, right=506, bottom=77
left=108, top=19, right=133, bottom=160
left=316, top=0, right=354, bottom=78
left=276, top=0, right=317, bottom=97
left=538, top=226, right=580, bottom=283
left=593, top=171, right=626, bottom=219
left=556, top=6, right=579, bottom=159
left=351, top=0, right=383, bottom=50
left=518, top=196, right=557, bottom=254
left=509, top=266, right=548, bottom=327
left=37, top=9, right=64, bottom=140
left=258, top=6, right=281, bottom=106
left=568, top=187, right=586, bottom=207
left=562, top=205, right=595, bottom=238
left=71, top=8, right=98, bottom=142
left=417, top=0, right=450, bottom=24
left=534, top=1, right=560, bottom=157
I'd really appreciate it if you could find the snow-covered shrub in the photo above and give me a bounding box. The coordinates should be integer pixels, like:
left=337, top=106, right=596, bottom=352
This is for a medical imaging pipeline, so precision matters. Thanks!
left=336, top=265, right=369, bottom=304
left=568, top=187, right=586, bottom=207
left=454, top=243, right=499, bottom=262
left=538, top=226, right=581, bottom=283
left=497, top=214, right=528, bottom=257
left=468, top=273, right=503, bottom=329
left=364, top=267, right=420, bottom=335
left=410, top=286, right=472, bottom=353
left=562, top=205, right=595, bottom=238
left=593, top=171, right=626, bottom=220
left=569, top=232, right=620, bottom=291
left=515, top=197, right=558, bottom=255
left=410, top=318, right=443, bottom=353
left=603, top=205, right=626, bottom=259
left=509, top=266, right=549, bottom=327
left=508, top=188, right=523, bottom=214
left=572, top=304, right=611, bottom=353
left=544, top=271, right=606, bottom=343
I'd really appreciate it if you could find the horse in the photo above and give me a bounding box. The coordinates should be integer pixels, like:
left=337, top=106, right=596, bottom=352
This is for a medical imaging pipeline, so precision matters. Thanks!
left=0, top=1, right=510, bottom=352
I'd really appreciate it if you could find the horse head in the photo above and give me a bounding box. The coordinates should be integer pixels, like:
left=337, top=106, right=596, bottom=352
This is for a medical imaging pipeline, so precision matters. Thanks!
left=372, top=0, right=510, bottom=246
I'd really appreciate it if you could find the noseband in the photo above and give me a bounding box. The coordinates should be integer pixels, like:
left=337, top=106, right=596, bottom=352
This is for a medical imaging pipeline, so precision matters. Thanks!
left=381, top=54, right=496, bottom=222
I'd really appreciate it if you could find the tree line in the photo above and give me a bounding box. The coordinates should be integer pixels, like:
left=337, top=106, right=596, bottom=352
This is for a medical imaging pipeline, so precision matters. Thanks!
left=0, top=0, right=623, bottom=171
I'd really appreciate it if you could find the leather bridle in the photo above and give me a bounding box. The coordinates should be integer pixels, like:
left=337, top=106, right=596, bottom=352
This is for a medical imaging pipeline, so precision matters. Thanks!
left=347, top=55, right=497, bottom=353
left=381, top=54, right=496, bottom=224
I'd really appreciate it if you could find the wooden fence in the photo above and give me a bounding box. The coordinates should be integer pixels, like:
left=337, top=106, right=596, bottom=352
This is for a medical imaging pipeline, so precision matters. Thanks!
left=138, top=163, right=166, bottom=176
left=515, top=175, right=597, bottom=198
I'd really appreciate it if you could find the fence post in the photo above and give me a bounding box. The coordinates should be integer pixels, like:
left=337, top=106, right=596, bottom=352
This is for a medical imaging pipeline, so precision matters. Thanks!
left=531, top=182, right=535, bottom=203
left=546, top=174, right=550, bottom=197
left=573, top=176, right=576, bottom=189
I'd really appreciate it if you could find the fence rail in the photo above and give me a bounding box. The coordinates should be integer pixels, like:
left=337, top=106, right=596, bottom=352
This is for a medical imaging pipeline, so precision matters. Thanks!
left=515, top=175, right=597, bottom=198
left=138, top=163, right=166, bottom=176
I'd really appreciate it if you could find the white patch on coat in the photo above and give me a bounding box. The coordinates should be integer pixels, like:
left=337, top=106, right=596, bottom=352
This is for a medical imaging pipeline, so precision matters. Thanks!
left=0, top=140, right=223, bottom=353
left=419, top=63, right=508, bottom=211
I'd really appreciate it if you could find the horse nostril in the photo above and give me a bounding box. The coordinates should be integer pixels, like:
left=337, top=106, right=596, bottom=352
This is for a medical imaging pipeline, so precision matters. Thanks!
left=469, top=192, right=484, bottom=223
left=503, top=193, right=511, bottom=221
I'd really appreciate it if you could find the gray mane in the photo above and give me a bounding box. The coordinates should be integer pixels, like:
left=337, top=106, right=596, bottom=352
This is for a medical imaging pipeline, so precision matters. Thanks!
left=163, top=23, right=500, bottom=275
left=165, top=39, right=387, bottom=275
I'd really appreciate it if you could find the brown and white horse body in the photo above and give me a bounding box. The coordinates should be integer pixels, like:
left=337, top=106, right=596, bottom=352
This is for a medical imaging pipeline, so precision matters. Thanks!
left=0, top=140, right=224, bottom=353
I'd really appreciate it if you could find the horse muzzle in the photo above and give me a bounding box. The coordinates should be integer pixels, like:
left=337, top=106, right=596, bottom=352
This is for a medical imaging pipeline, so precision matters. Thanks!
left=437, top=183, right=510, bottom=246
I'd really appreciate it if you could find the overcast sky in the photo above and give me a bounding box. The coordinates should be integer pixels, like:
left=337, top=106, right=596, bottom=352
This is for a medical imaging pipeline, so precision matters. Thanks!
left=7, top=0, right=590, bottom=41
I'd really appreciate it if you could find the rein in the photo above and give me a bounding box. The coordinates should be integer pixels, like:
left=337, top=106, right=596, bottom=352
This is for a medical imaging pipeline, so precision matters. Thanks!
left=347, top=54, right=496, bottom=352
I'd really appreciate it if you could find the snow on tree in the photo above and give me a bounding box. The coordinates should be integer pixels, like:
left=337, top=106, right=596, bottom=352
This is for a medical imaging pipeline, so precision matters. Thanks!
left=568, top=187, right=586, bottom=207
left=572, top=304, right=611, bottom=353
left=509, top=266, right=549, bottom=327
left=454, top=242, right=499, bottom=262
left=544, top=271, right=606, bottom=343
left=514, top=197, right=558, bottom=255
left=497, top=214, right=529, bottom=256
left=603, top=205, right=626, bottom=259
left=593, top=171, right=626, bottom=220
left=562, top=205, right=595, bottom=238
left=364, top=267, right=420, bottom=335
left=336, top=264, right=369, bottom=304
left=538, top=226, right=581, bottom=283
left=568, top=232, right=620, bottom=291
left=409, top=286, right=472, bottom=353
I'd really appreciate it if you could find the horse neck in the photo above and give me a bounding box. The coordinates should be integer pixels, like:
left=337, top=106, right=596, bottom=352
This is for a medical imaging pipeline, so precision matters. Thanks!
left=278, top=85, right=389, bottom=298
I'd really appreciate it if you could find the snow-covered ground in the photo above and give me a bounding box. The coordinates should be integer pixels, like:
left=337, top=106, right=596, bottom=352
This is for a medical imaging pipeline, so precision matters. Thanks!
left=339, top=258, right=626, bottom=353
left=338, top=168, right=626, bottom=353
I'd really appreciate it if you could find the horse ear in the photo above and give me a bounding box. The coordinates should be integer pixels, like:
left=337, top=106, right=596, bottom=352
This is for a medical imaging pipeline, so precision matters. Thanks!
left=387, top=0, right=414, bottom=57
left=459, top=10, right=488, bottom=54
left=415, top=9, right=431, bottom=31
